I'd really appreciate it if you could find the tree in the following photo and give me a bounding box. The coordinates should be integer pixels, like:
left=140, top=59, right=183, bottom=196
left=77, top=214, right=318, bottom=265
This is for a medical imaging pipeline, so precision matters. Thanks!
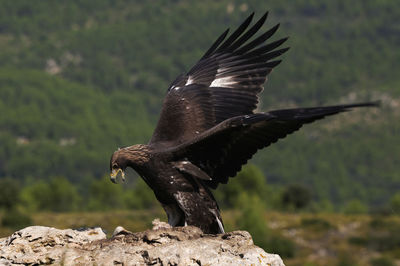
left=20, top=177, right=81, bottom=212
left=236, top=193, right=295, bottom=258
left=87, top=176, right=126, bottom=211
left=281, top=184, right=312, bottom=211
left=389, top=193, right=400, bottom=214
left=215, top=164, right=268, bottom=209
left=0, top=177, right=32, bottom=229
left=124, top=178, right=158, bottom=209
left=342, top=199, right=368, bottom=214
left=0, top=178, right=20, bottom=210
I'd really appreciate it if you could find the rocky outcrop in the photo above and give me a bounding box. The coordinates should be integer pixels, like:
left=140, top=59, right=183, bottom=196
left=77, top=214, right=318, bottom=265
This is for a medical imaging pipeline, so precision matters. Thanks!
left=0, top=220, right=285, bottom=265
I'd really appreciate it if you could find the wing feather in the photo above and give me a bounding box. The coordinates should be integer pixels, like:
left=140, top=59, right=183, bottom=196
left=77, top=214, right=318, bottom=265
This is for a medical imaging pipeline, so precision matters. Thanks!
left=225, top=12, right=268, bottom=52
left=236, top=24, right=280, bottom=54
left=216, top=12, right=256, bottom=52
left=168, top=102, right=378, bottom=188
left=150, top=13, right=288, bottom=145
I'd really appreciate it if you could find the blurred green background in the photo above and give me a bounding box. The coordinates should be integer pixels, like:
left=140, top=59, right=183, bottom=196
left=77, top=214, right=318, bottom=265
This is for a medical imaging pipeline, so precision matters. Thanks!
left=0, top=1, right=399, bottom=265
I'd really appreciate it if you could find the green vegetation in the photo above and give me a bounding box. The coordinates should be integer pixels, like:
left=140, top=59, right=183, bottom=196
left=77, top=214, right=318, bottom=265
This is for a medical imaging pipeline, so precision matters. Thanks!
left=281, top=184, right=312, bottom=211
left=0, top=178, right=32, bottom=229
left=236, top=193, right=295, bottom=258
left=370, top=257, right=396, bottom=266
left=0, top=1, right=399, bottom=264
left=0, top=0, right=398, bottom=211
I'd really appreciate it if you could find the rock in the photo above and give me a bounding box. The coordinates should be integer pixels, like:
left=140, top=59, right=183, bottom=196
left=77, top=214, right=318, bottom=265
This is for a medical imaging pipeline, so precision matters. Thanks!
left=0, top=226, right=106, bottom=265
left=0, top=222, right=285, bottom=265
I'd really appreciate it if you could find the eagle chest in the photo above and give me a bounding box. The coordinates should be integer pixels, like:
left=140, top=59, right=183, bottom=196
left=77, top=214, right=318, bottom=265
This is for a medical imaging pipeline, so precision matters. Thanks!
left=142, top=159, right=182, bottom=190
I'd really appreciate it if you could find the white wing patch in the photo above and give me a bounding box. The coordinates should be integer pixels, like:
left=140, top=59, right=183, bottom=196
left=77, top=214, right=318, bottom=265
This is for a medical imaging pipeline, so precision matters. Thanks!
left=181, top=69, right=238, bottom=88
left=185, top=76, right=194, bottom=86
left=170, top=85, right=180, bottom=91
left=210, top=76, right=237, bottom=88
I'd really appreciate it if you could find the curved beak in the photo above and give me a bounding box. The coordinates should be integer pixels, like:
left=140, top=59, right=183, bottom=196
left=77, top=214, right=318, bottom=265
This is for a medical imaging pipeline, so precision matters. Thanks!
left=110, top=168, right=125, bottom=184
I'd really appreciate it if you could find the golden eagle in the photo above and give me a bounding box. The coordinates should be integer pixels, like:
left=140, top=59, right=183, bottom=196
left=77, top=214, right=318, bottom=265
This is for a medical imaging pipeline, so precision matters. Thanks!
left=110, top=12, right=377, bottom=234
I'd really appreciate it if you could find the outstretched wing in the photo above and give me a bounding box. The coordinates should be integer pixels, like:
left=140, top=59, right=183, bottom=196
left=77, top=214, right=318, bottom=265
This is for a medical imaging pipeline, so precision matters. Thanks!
left=149, top=12, right=288, bottom=146
left=169, top=102, right=378, bottom=189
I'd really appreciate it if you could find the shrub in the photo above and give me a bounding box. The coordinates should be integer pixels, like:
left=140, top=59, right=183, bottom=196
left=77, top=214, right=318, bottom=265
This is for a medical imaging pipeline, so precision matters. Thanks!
left=342, top=199, right=368, bottom=214
left=236, top=193, right=295, bottom=258
left=124, top=178, right=158, bottom=209
left=1, top=209, right=32, bottom=229
left=369, top=228, right=400, bottom=252
left=281, top=184, right=312, bottom=211
left=370, top=256, right=395, bottom=266
left=87, top=176, right=126, bottom=211
left=215, top=164, right=268, bottom=209
left=301, top=217, right=334, bottom=231
left=348, top=236, right=368, bottom=246
left=20, top=177, right=81, bottom=212
left=337, top=252, right=358, bottom=266
left=0, top=178, right=20, bottom=210
left=390, top=193, right=400, bottom=214
left=264, top=233, right=296, bottom=258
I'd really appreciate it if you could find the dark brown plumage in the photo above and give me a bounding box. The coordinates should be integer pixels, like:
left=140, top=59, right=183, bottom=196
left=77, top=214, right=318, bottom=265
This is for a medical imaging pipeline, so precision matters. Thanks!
left=109, top=12, right=378, bottom=234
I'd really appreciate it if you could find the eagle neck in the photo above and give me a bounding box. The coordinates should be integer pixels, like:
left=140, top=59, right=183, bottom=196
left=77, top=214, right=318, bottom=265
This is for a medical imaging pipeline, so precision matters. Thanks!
left=122, top=144, right=151, bottom=169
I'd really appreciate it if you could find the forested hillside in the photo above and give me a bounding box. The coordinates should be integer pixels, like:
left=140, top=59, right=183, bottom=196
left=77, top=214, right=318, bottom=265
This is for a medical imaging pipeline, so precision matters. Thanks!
left=0, top=0, right=399, bottom=209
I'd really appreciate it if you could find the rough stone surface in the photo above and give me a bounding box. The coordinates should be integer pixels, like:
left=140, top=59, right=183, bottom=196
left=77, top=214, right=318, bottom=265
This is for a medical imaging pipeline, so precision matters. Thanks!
left=0, top=222, right=285, bottom=265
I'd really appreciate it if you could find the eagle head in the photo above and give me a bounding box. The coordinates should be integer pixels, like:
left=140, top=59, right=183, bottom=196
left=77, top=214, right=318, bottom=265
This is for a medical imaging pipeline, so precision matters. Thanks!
left=110, top=149, right=127, bottom=184
left=109, top=144, right=150, bottom=184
